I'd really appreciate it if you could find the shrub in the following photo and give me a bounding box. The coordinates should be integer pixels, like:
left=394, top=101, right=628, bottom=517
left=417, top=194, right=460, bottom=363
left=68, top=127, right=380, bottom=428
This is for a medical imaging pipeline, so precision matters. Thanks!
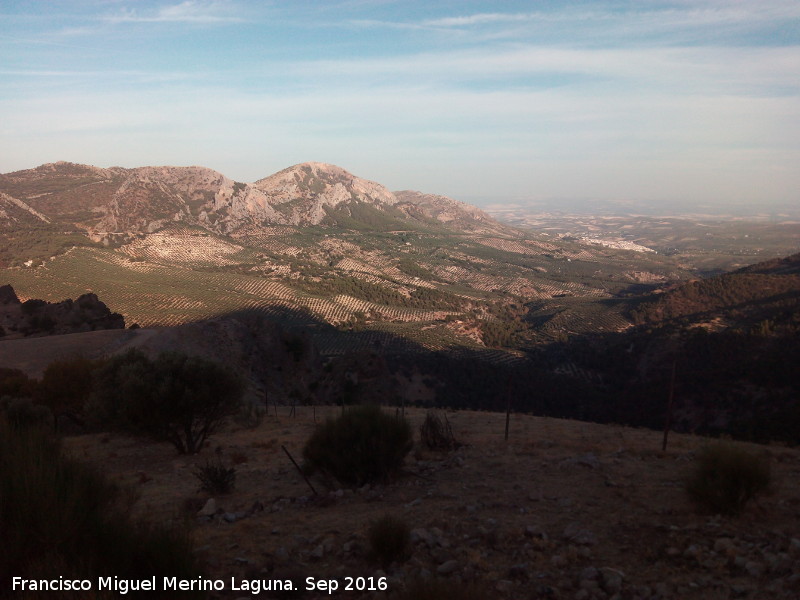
left=0, top=416, right=202, bottom=595
left=90, top=350, right=244, bottom=454
left=194, top=459, right=236, bottom=495
left=302, top=405, right=412, bottom=487
left=420, top=411, right=460, bottom=451
left=686, top=443, right=771, bottom=516
left=35, top=357, right=101, bottom=429
left=0, top=397, right=53, bottom=430
left=393, top=579, right=488, bottom=600
left=0, top=367, right=37, bottom=398
left=20, top=298, right=45, bottom=315
left=368, top=515, right=410, bottom=567
left=87, top=349, right=154, bottom=426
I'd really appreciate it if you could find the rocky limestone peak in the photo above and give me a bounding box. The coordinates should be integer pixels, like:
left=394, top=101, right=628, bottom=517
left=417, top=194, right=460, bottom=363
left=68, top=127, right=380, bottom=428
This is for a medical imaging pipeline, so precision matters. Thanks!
left=127, top=165, right=226, bottom=188
left=253, top=162, right=398, bottom=225
left=395, top=190, right=488, bottom=222
left=393, top=190, right=517, bottom=236
left=97, top=166, right=230, bottom=234
left=2, top=160, right=509, bottom=235
left=1, top=162, right=120, bottom=185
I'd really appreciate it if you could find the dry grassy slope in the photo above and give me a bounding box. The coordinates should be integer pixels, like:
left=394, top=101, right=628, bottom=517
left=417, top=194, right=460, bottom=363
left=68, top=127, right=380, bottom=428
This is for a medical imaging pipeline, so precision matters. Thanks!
left=0, top=328, right=154, bottom=377
left=0, top=321, right=309, bottom=406
left=65, top=408, right=800, bottom=600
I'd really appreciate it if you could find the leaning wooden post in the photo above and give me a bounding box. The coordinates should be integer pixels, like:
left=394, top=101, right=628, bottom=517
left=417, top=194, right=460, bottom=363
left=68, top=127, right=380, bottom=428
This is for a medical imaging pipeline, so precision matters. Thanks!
left=504, top=373, right=512, bottom=442
left=504, top=396, right=511, bottom=442
left=661, top=360, right=677, bottom=452
left=282, top=445, right=318, bottom=496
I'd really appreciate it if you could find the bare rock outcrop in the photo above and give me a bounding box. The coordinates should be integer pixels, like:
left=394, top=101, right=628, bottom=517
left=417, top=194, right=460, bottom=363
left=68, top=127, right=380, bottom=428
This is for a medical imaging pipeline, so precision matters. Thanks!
left=0, top=285, right=124, bottom=338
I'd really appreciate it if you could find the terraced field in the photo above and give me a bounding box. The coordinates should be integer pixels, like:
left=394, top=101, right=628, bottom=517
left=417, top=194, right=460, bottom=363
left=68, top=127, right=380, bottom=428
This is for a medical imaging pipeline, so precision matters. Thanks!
left=119, top=228, right=251, bottom=267
left=3, top=222, right=684, bottom=356
left=5, top=246, right=468, bottom=341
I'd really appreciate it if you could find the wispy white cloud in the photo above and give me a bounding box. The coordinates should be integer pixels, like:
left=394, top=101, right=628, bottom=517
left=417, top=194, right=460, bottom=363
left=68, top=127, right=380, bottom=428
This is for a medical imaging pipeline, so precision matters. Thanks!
left=423, top=13, right=535, bottom=27
left=3, top=77, right=797, bottom=187
left=2, top=1, right=799, bottom=204
left=102, top=1, right=244, bottom=24
left=357, top=2, right=800, bottom=43
left=348, top=18, right=436, bottom=32
left=285, top=44, right=800, bottom=98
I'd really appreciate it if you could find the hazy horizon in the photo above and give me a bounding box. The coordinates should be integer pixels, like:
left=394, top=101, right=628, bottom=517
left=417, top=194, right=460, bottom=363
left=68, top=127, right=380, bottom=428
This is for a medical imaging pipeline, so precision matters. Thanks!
left=2, top=1, right=799, bottom=209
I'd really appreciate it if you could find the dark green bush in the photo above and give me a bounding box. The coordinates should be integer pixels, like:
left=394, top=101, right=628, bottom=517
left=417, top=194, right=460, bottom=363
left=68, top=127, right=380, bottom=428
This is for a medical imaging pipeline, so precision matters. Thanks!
left=368, top=515, right=410, bottom=567
left=90, top=350, right=243, bottom=454
left=0, top=397, right=53, bottom=430
left=686, top=443, right=771, bottom=516
left=87, top=349, right=153, bottom=426
left=0, top=367, right=37, bottom=398
left=302, top=405, right=412, bottom=486
left=35, top=357, right=101, bottom=428
left=194, top=459, right=236, bottom=495
left=0, top=417, right=202, bottom=597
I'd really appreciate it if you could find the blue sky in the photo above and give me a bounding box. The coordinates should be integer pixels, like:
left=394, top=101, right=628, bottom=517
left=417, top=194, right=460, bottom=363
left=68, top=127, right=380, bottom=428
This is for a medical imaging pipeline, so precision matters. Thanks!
left=1, top=1, right=799, bottom=208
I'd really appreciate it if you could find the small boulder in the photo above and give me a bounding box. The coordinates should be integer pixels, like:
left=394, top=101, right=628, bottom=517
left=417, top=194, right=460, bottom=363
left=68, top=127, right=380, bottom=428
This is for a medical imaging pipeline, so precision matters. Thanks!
left=436, top=560, right=459, bottom=575
left=197, top=498, right=217, bottom=517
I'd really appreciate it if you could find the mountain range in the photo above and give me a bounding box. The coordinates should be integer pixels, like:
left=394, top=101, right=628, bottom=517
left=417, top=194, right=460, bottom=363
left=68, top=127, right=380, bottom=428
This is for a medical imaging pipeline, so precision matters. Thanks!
left=0, top=160, right=685, bottom=346
left=0, top=161, right=510, bottom=244
left=2, top=160, right=799, bottom=442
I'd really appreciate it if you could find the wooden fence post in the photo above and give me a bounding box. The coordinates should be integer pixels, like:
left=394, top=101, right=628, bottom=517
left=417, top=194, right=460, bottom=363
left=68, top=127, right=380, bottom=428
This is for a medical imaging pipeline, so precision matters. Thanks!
left=661, top=360, right=677, bottom=452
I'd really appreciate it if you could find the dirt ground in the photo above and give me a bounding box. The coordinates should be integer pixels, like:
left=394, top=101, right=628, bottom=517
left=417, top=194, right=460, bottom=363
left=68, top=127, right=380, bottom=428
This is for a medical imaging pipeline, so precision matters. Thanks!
left=64, top=407, right=800, bottom=600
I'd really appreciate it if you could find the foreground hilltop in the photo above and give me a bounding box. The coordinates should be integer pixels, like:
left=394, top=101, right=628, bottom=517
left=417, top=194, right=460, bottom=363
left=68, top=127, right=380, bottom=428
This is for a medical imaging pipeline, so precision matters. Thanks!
left=65, top=406, right=800, bottom=599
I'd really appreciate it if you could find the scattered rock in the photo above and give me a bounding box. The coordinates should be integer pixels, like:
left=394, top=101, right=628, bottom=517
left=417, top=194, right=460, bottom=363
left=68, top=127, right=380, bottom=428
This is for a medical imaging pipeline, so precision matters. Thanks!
left=410, top=528, right=433, bottom=546
left=437, top=560, right=459, bottom=575
left=524, top=525, right=548, bottom=540
left=550, top=554, right=567, bottom=568
left=563, top=523, right=597, bottom=546
left=222, top=512, right=245, bottom=523
left=714, top=537, right=734, bottom=553
left=579, top=566, right=599, bottom=581
left=508, top=563, right=530, bottom=580
left=273, top=547, right=289, bottom=562
left=560, top=452, right=601, bottom=469
left=599, top=567, right=625, bottom=594
left=683, top=544, right=701, bottom=559
left=744, top=560, right=764, bottom=578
